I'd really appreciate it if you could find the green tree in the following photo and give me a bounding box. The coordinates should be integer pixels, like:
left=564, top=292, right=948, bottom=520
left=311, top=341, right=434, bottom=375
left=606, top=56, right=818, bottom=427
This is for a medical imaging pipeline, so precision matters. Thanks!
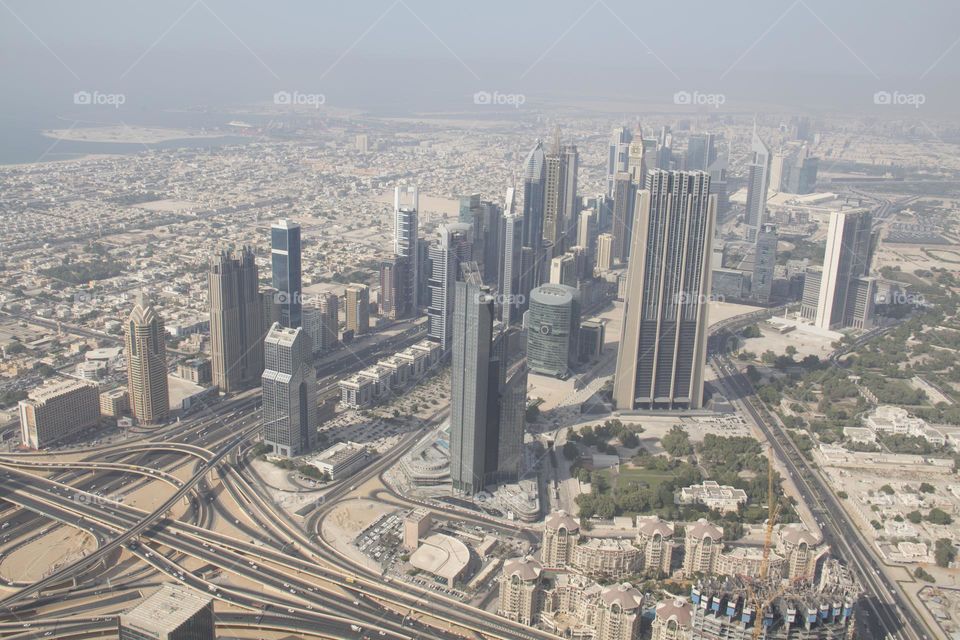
left=661, top=426, right=693, bottom=457
left=935, top=538, right=956, bottom=568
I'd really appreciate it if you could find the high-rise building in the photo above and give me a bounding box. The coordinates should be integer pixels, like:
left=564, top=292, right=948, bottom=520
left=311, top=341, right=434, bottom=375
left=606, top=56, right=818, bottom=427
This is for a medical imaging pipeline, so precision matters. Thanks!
left=394, top=186, right=420, bottom=312
left=549, top=253, right=577, bottom=288
left=744, top=125, right=771, bottom=235
left=521, top=140, right=546, bottom=250
left=542, top=510, right=580, bottom=567
left=815, top=209, right=874, bottom=330
left=577, top=208, right=598, bottom=259
left=611, top=171, right=636, bottom=263
left=527, top=284, right=581, bottom=378
left=379, top=257, right=409, bottom=320
left=19, top=378, right=100, bottom=449
left=449, top=263, right=526, bottom=493
left=449, top=265, right=495, bottom=495
left=262, top=322, right=316, bottom=457
left=614, top=171, right=715, bottom=411
left=498, top=557, right=544, bottom=626
left=685, top=133, right=716, bottom=172
left=344, top=283, right=370, bottom=335
left=499, top=213, right=524, bottom=327
left=606, top=126, right=633, bottom=197
left=318, top=292, right=339, bottom=350
left=543, top=139, right=565, bottom=250
left=119, top=584, right=214, bottom=640
left=560, top=144, right=579, bottom=247
left=427, top=223, right=473, bottom=351
left=595, top=233, right=614, bottom=273
left=751, top=223, right=777, bottom=303
left=593, top=583, right=643, bottom=640
left=355, top=133, right=369, bottom=154
left=271, top=219, right=302, bottom=328
left=651, top=599, right=692, bottom=640
left=125, top=295, right=169, bottom=425
left=208, top=247, right=264, bottom=393
left=683, top=519, right=723, bottom=577
left=800, top=266, right=822, bottom=321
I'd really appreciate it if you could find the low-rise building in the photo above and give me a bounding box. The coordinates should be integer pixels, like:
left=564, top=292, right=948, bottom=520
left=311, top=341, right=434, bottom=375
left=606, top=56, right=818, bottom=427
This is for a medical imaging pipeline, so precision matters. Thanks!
left=409, top=533, right=473, bottom=587
left=304, top=441, right=370, bottom=481
left=678, top=481, right=748, bottom=513
left=119, top=584, right=215, bottom=640
left=19, top=378, right=101, bottom=449
left=99, top=387, right=129, bottom=418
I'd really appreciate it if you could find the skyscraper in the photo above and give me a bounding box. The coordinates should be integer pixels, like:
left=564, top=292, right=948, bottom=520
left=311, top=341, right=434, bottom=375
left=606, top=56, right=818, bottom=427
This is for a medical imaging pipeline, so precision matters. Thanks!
left=607, top=126, right=632, bottom=197
left=208, top=247, right=264, bottom=393
left=549, top=254, right=577, bottom=288
left=614, top=171, right=715, bottom=411
left=685, top=133, right=716, bottom=172
left=379, top=257, right=408, bottom=320
left=595, top=233, right=614, bottom=273
left=262, top=322, right=316, bottom=457
left=344, top=283, right=370, bottom=335
left=576, top=208, right=598, bottom=259
left=560, top=144, right=579, bottom=246
left=815, top=209, right=874, bottom=330
left=125, top=294, right=169, bottom=425
left=271, top=219, right=302, bottom=329
left=449, top=263, right=525, bottom=493
left=318, top=292, right=339, bottom=349
left=394, top=186, right=420, bottom=312
left=499, top=213, right=524, bottom=327
left=527, top=284, right=581, bottom=378
left=542, top=138, right=565, bottom=250
left=521, top=140, right=546, bottom=250
left=611, top=172, right=636, bottom=263
left=751, top=223, right=777, bottom=303
left=449, top=265, right=495, bottom=494
left=744, top=125, right=771, bottom=235
left=119, top=584, right=215, bottom=640
left=427, top=223, right=473, bottom=351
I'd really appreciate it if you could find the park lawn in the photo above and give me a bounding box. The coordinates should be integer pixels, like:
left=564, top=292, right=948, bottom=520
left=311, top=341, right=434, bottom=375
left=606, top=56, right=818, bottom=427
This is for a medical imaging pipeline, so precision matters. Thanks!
left=598, top=465, right=676, bottom=491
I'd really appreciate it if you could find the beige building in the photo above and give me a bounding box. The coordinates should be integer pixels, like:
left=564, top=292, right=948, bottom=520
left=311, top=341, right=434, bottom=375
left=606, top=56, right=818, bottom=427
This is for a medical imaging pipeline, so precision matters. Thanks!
left=572, top=537, right=639, bottom=580
left=99, top=387, right=129, bottom=418
left=125, top=296, right=169, bottom=425
left=498, top=556, right=544, bottom=626
left=19, top=378, right=100, bottom=449
left=345, top=283, right=370, bottom=335
left=635, top=515, right=675, bottom=575
left=678, top=481, right=748, bottom=513
left=592, top=583, right=644, bottom=640
left=778, top=523, right=827, bottom=581
left=715, top=546, right=785, bottom=580
left=403, top=508, right=431, bottom=551
left=542, top=510, right=580, bottom=567
left=651, top=598, right=692, bottom=640
left=595, top=233, right=614, bottom=273
left=683, top=519, right=723, bottom=577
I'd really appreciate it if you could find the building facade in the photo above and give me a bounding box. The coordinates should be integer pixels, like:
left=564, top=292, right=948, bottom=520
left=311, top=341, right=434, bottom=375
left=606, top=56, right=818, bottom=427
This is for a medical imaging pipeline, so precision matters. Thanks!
left=19, top=378, right=100, bottom=449
left=261, top=323, right=316, bottom=457
left=208, top=246, right=264, bottom=393
left=271, top=219, right=302, bottom=328
left=125, top=296, right=169, bottom=425
left=527, top=284, right=581, bottom=378
left=613, top=171, right=715, bottom=411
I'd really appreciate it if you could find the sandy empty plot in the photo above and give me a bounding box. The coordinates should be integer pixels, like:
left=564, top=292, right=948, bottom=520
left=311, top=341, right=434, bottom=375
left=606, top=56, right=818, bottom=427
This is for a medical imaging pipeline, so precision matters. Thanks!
left=1, top=525, right=95, bottom=582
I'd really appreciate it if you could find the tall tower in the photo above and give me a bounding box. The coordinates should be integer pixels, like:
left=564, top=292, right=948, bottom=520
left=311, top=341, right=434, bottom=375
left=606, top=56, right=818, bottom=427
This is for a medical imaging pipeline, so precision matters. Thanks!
left=542, top=132, right=565, bottom=250
left=394, top=186, right=420, bottom=313
left=125, top=294, right=169, bottom=425
left=751, top=223, right=778, bottom=303
left=271, top=219, right=302, bottom=329
left=744, top=125, right=771, bottom=235
left=685, top=133, right=716, bottom=172
left=208, top=247, right=264, bottom=393
left=262, top=323, right=316, bottom=457
left=521, top=140, right=546, bottom=250
left=816, top=209, right=874, bottom=330
left=611, top=172, right=636, bottom=263
left=614, top=171, right=715, bottom=411
left=345, top=283, right=370, bottom=335
left=427, top=223, right=473, bottom=351
left=607, top=126, right=633, bottom=197
left=499, top=213, right=524, bottom=327
left=449, top=264, right=495, bottom=494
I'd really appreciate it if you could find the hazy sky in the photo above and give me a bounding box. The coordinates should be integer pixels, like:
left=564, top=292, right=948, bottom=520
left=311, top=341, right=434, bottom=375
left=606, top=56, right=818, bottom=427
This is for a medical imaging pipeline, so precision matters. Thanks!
left=2, top=0, right=959, bottom=116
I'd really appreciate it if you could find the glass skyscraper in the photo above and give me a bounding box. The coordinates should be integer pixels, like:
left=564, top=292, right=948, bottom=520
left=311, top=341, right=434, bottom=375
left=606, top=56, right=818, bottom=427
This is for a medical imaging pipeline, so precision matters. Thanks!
left=271, top=219, right=302, bottom=329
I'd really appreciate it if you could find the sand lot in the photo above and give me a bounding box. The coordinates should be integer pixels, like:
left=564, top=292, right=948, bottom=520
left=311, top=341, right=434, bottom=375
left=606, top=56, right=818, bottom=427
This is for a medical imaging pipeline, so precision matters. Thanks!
left=1, top=525, right=95, bottom=582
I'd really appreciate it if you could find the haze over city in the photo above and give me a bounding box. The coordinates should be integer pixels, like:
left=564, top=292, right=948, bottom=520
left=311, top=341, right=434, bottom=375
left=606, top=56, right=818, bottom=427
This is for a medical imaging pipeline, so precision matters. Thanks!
left=1, top=2, right=959, bottom=640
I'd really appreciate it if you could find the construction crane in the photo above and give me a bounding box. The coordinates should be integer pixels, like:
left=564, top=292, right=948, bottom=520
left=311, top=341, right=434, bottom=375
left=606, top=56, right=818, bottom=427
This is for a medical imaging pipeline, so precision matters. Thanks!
left=749, top=450, right=783, bottom=640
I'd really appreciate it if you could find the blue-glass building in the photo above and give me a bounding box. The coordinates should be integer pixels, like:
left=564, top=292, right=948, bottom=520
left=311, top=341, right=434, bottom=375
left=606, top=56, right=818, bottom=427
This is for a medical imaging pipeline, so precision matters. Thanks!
left=271, top=219, right=302, bottom=329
